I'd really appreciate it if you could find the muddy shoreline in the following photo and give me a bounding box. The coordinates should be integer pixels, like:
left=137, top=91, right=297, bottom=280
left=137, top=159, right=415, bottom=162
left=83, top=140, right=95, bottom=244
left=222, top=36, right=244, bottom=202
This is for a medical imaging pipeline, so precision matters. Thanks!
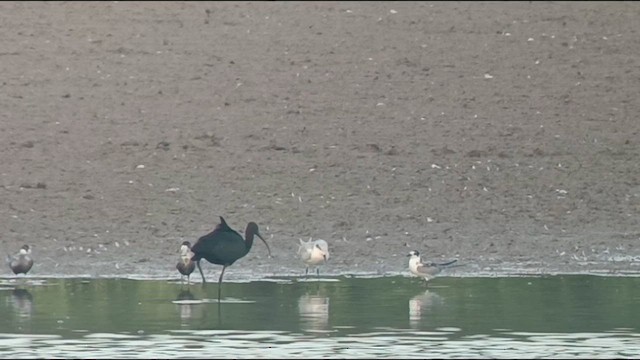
left=1, top=2, right=639, bottom=280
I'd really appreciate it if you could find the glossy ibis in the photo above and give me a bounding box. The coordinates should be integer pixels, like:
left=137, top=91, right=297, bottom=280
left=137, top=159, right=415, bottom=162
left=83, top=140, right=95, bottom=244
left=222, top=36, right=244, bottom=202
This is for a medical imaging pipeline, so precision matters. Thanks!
left=176, top=240, right=196, bottom=284
left=7, top=244, right=33, bottom=276
left=297, top=238, right=329, bottom=277
left=190, top=216, right=271, bottom=298
left=407, top=250, right=457, bottom=284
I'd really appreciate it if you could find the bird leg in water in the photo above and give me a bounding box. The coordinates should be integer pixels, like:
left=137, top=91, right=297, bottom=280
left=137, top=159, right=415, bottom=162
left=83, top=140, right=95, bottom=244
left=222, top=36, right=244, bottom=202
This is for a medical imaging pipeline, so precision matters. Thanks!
left=218, top=265, right=227, bottom=301
left=197, top=260, right=206, bottom=284
left=303, top=266, right=320, bottom=278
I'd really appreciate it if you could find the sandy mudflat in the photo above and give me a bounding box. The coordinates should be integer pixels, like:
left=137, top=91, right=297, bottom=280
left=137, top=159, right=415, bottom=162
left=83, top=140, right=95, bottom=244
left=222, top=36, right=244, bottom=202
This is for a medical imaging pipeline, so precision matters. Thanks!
left=1, top=2, right=639, bottom=280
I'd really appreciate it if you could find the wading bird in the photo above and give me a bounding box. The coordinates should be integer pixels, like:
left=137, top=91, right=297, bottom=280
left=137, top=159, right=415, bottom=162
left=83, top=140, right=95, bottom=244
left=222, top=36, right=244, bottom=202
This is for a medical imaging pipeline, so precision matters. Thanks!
left=176, top=240, right=196, bottom=285
left=297, top=238, right=330, bottom=277
left=407, top=250, right=457, bottom=284
left=190, top=216, right=271, bottom=299
left=7, top=244, right=34, bottom=276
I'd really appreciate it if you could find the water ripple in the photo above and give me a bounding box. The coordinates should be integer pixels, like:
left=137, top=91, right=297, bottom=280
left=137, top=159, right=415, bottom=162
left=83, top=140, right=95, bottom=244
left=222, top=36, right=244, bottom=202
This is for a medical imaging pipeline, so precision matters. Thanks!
left=1, top=330, right=639, bottom=358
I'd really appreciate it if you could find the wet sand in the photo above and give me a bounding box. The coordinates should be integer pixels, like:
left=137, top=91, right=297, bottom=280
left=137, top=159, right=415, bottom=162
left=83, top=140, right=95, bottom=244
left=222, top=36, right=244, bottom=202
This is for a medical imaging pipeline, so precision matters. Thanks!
left=1, top=2, right=639, bottom=280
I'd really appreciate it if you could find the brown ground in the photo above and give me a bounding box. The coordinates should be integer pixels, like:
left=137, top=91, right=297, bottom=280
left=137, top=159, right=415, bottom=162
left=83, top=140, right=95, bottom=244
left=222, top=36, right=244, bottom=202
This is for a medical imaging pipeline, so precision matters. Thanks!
left=1, top=2, right=640, bottom=281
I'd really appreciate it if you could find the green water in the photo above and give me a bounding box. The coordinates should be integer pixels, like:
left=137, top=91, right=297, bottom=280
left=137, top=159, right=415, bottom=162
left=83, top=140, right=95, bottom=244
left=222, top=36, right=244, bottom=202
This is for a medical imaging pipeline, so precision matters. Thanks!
left=1, top=275, right=639, bottom=358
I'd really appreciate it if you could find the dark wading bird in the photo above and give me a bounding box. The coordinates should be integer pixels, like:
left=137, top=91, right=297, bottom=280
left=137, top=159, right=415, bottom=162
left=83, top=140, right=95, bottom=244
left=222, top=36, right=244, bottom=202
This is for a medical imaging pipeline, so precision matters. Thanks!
left=176, top=241, right=196, bottom=285
left=7, top=244, right=34, bottom=276
left=190, top=216, right=272, bottom=298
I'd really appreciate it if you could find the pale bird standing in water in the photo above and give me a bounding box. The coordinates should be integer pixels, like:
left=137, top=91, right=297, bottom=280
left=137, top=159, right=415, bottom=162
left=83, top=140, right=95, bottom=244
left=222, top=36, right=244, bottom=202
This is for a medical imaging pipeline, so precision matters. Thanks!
left=298, top=238, right=330, bottom=277
left=176, top=241, right=196, bottom=285
left=7, top=244, right=34, bottom=276
left=407, top=250, right=457, bottom=284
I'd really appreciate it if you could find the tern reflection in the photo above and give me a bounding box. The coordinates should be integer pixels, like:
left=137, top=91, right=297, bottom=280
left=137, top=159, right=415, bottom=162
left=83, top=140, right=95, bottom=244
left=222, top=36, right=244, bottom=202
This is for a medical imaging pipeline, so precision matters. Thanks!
left=409, top=290, right=444, bottom=329
left=10, top=288, right=34, bottom=320
left=298, top=293, right=330, bottom=331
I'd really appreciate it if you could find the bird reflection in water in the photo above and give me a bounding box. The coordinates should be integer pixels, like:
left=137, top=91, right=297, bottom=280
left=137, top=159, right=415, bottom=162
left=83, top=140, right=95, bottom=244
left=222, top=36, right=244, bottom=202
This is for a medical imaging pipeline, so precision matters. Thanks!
left=409, top=290, right=444, bottom=329
left=10, top=288, right=34, bottom=320
left=174, top=289, right=197, bottom=322
left=298, top=293, right=330, bottom=331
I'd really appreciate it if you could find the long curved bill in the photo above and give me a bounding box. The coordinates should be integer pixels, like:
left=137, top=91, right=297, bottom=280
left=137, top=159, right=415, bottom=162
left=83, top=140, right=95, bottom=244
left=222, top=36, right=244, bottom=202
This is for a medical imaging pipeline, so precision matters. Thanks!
left=256, top=233, right=272, bottom=257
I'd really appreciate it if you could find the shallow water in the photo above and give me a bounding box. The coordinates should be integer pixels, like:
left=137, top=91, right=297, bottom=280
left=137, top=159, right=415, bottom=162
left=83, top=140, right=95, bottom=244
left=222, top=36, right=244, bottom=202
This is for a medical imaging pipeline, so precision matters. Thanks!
left=0, top=275, right=639, bottom=358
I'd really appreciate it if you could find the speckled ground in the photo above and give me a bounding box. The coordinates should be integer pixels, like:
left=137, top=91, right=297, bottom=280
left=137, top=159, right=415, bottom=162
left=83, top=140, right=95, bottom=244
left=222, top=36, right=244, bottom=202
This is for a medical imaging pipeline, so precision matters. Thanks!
left=1, top=2, right=639, bottom=281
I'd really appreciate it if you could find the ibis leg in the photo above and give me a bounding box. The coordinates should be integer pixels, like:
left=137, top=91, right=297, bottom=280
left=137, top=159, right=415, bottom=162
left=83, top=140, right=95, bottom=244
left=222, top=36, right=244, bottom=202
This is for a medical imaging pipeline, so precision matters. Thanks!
left=218, top=265, right=227, bottom=301
left=197, top=260, right=206, bottom=284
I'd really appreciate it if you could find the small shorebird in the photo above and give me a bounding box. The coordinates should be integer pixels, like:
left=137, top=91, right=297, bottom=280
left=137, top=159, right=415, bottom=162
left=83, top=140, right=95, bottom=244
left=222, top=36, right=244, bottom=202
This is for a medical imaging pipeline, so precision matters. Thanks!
left=176, top=241, right=196, bottom=284
left=298, top=238, right=330, bottom=277
left=7, top=244, right=34, bottom=276
left=407, top=250, right=457, bottom=284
